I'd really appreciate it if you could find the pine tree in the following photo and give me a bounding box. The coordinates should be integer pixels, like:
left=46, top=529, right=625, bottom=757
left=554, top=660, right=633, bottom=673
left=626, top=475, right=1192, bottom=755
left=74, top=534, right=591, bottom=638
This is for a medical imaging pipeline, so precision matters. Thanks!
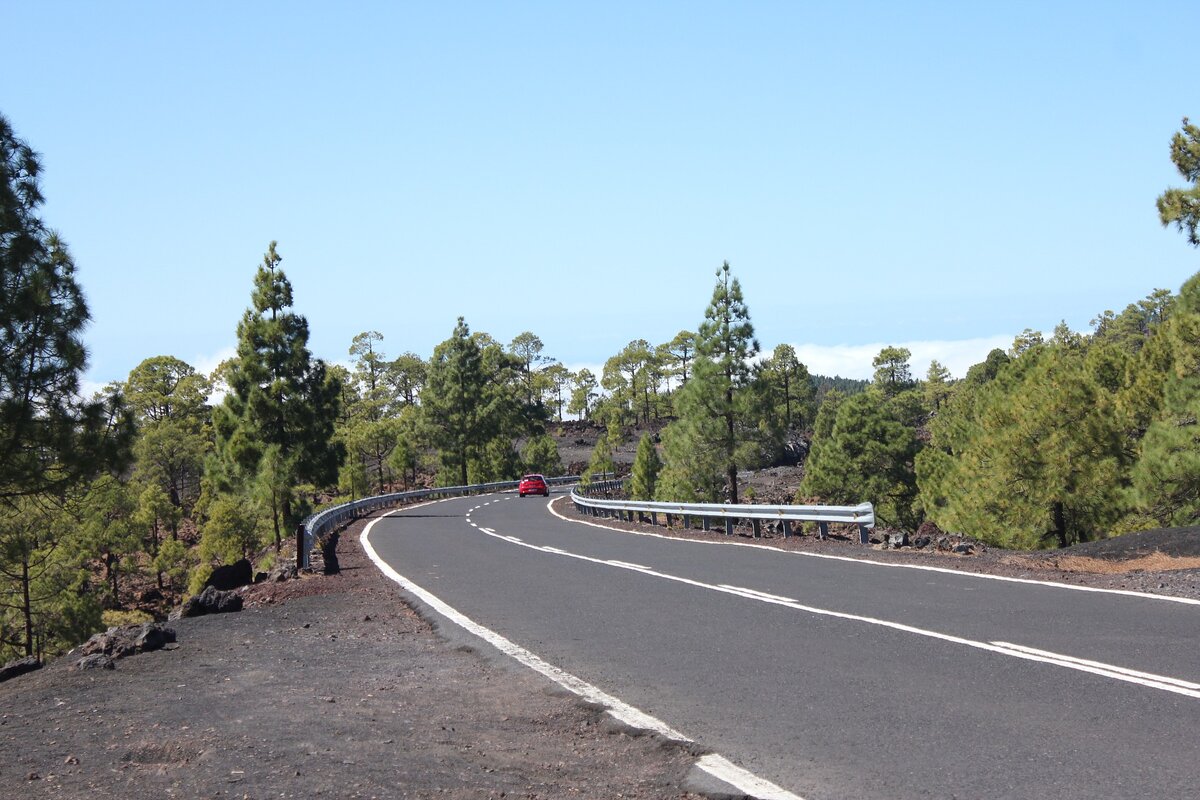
left=568, top=369, right=599, bottom=419
left=0, top=113, right=133, bottom=510
left=0, top=113, right=132, bottom=656
left=521, top=434, right=562, bottom=476
left=767, top=344, right=815, bottom=431
left=211, top=242, right=343, bottom=551
left=800, top=389, right=922, bottom=529
left=630, top=433, right=662, bottom=500
left=125, top=355, right=210, bottom=532
left=661, top=262, right=759, bottom=503
left=1157, top=117, right=1200, bottom=245
left=1132, top=273, right=1200, bottom=524
left=421, top=318, right=498, bottom=486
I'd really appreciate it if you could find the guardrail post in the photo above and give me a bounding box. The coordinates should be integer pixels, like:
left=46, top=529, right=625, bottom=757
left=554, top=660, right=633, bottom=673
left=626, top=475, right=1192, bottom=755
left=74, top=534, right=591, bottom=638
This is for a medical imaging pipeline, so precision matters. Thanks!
left=724, top=518, right=734, bottom=536
left=781, top=520, right=792, bottom=539
left=295, top=524, right=306, bottom=570
left=683, top=514, right=691, bottom=529
left=818, top=522, right=829, bottom=540
left=859, top=523, right=871, bottom=544
left=651, top=512, right=658, bottom=525
left=665, top=513, right=673, bottom=528
left=751, top=519, right=761, bottom=538
left=703, top=517, right=710, bottom=532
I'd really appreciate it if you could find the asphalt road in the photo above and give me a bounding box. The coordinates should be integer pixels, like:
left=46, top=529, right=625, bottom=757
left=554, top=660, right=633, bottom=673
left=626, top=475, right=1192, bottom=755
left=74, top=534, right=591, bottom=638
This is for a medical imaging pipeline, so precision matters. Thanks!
left=365, top=490, right=1200, bottom=800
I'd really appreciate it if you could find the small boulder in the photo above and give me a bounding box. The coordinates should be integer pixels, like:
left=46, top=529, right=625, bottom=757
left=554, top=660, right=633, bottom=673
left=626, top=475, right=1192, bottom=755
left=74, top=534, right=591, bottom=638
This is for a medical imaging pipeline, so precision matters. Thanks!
left=268, top=563, right=298, bottom=583
left=0, top=656, right=41, bottom=683
left=205, top=558, right=253, bottom=591
left=952, top=542, right=975, bottom=555
left=887, top=532, right=909, bottom=549
left=75, top=654, right=115, bottom=671
left=913, top=536, right=932, bottom=550
left=79, top=623, right=176, bottom=659
left=172, top=586, right=243, bottom=619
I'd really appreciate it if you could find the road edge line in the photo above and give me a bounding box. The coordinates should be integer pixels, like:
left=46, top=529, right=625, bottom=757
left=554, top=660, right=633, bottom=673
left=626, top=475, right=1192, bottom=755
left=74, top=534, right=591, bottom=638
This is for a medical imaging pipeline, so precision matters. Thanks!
left=545, top=496, right=1200, bottom=606
left=361, top=511, right=804, bottom=800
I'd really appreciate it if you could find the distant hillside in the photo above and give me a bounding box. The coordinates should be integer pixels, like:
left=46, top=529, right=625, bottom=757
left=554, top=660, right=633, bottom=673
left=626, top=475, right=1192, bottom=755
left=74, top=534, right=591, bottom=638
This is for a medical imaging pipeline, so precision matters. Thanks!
left=811, top=374, right=870, bottom=404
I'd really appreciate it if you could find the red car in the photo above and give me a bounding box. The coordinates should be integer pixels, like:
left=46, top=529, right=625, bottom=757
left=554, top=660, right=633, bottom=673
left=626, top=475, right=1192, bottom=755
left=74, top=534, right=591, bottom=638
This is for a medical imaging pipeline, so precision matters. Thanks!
left=518, top=474, right=549, bottom=497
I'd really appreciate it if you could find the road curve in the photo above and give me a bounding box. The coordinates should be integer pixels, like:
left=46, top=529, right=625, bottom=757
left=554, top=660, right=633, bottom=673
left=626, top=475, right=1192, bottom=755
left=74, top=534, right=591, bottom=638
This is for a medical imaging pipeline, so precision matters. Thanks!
left=364, top=490, right=1200, bottom=800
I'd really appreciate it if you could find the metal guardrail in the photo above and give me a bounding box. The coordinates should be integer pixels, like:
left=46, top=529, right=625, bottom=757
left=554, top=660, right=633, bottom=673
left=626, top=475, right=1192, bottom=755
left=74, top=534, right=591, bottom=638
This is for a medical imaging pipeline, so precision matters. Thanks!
left=298, top=475, right=581, bottom=569
left=570, top=486, right=876, bottom=543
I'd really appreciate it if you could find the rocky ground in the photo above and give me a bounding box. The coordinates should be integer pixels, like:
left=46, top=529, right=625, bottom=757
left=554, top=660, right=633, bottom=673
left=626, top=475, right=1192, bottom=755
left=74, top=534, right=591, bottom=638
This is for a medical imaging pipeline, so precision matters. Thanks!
left=5, top=467, right=1198, bottom=800
left=0, top=515, right=706, bottom=800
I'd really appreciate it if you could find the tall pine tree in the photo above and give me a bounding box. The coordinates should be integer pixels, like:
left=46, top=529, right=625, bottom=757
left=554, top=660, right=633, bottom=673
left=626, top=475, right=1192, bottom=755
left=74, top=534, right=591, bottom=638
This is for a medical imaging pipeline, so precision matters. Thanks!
left=659, top=262, right=759, bottom=503
left=212, top=241, right=343, bottom=551
left=0, top=113, right=132, bottom=657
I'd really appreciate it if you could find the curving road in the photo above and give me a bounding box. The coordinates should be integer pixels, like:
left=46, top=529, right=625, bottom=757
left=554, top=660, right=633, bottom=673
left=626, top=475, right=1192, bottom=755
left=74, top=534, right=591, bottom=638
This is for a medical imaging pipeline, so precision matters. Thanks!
left=363, top=489, right=1200, bottom=800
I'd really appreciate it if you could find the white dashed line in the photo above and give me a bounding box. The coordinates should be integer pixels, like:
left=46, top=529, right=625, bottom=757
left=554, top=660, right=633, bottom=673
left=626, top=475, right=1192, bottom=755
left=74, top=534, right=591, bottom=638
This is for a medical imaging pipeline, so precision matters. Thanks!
left=544, top=497, right=1200, bottom=606
left=720, top=585, right=798, bottom=604
left=473, top=504, right=1200, bottom=701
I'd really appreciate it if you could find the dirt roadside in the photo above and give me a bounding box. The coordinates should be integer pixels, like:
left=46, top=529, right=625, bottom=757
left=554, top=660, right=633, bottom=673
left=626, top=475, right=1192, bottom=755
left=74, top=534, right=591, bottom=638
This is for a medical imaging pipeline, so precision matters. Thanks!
left=5, top=493, right=1197, bottom=800
left=0, top=513, right=707, bottom=800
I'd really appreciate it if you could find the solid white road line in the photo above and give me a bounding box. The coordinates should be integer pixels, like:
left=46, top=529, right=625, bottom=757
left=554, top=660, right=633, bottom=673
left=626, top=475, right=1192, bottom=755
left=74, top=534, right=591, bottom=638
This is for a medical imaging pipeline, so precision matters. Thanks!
left=545, top=496, right=1200, bottom=606
left=478, top=500, right=1200, bottom=700
left=361, top=513, right=803, bottom=800
left=990, top=641, right=1200, bottom=691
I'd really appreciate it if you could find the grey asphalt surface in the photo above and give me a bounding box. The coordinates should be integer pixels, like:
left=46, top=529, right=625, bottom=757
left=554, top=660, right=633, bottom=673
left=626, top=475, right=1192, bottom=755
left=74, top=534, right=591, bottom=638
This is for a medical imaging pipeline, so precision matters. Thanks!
left=366, top=490, right=1200, bottom=800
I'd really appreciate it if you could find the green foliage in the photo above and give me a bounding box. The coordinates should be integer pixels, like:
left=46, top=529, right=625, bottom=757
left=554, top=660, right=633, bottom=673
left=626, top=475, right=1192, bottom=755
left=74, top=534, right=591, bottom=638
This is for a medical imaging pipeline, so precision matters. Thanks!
left=542, top=363, right=572, bottom=422
left=0, top=114, right=131, bottom=657
left=567, top=369, right=599, bottom=419
left=918, top=335, right=1131, bottom=547
left=659, top=262, right=760, bottom=504
left=872, top=346, right=915, bottom=397
left=655, top=411, right=728, bottom=502
left=211, top=242, right=343, bottom=548
left=78, top=475, right=143, bottom=606
left=509, top=331, right=548, bottom=406
left=521, top=435, right=562, bottom=476
left=152, top=537, right=191, bottom=594
left=421, top=318, right=546, bottom=485
left=1157, top=117, right=1200, bottom=246
left=0, top=113, right=134, bottom=511
left=765, top=344, right=816, bottom=431
left=0, top=500, right=102, bottom=661
left=602, top=339, right=653, bottom=425
left=102, top=609, right=153, bottom=628
left=661, top=330, right=697, bottom=386
left=125, top=355, right=210, bottom=534
left=800, top=389, right=923, bottom=530
left=581, top=408, right=624, bottom=487
left=346, top=333, right=409, bottom=496
left=197, top=494, right=266, bottom=568
left=1132, top=274, right=1200, bottom=523
left=630, top=433, right=662, bottom=500
left=924, top=360, right=953, bottom=412
left=812, top=374, right=870, bottom=406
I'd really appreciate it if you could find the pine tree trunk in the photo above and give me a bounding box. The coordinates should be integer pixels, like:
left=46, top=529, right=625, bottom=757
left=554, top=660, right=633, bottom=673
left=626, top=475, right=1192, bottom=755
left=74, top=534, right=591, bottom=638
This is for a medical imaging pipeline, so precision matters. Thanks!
left=22, top=556, right=33, bottom=657
left=109, top=553, right=119, bottom=606
left=1052, top=501, right=1068, bottom=548
left=278, top=492, right=290, bottom=554
left=726, top=383, right=738, bottom=505
left=271, top=490, right=282, bottom=554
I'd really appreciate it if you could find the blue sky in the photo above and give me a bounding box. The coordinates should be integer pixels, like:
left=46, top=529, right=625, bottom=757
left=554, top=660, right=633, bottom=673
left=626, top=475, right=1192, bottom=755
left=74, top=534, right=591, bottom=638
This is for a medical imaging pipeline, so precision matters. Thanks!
left=4, top=2, right=1197, bottom=388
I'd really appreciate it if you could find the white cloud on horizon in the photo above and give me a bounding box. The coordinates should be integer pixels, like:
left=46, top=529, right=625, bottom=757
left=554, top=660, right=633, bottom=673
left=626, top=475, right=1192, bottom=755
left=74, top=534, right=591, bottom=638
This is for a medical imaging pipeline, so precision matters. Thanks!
left=784, top=335, right=1014, bottom=381
left=566, top=336, right=1014, bottom=387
